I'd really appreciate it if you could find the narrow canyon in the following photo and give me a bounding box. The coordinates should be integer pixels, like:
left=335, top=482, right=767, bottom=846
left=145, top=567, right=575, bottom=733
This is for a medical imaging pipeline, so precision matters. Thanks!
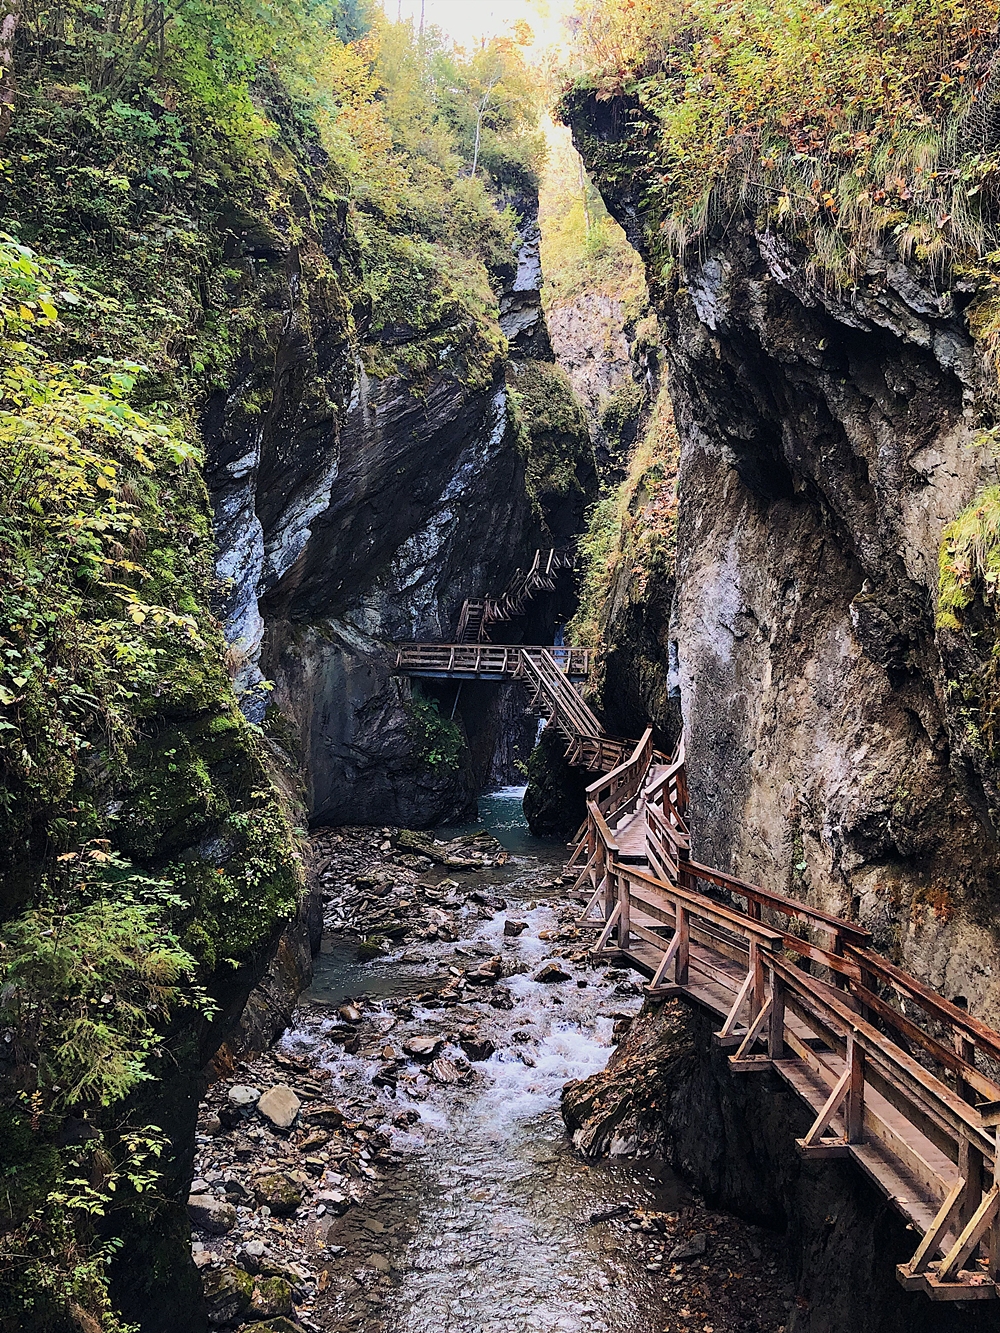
left=4, top=3, right=1000, bottom=1333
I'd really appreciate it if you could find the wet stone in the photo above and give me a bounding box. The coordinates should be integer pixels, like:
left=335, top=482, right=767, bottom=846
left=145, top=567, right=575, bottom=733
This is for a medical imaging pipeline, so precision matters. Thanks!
left=534, top=962, right=572, bottom=983
left=256, top=1084, right=301, bottom=1130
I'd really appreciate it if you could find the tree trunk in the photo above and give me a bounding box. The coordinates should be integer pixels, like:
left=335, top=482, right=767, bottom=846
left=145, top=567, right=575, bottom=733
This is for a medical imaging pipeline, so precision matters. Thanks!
left=0, top=0, right=18, bottom=143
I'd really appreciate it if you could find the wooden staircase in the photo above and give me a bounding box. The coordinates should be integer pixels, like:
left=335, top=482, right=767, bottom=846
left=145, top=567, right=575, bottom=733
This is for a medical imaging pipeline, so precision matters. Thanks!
left=455, top=547, right=574, bottom=643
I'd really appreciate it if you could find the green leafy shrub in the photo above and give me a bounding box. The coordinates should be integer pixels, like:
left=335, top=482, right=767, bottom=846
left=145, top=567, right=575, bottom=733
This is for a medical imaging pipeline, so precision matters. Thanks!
left=566, top=0, right=998, bottom=285
left=0, top=844, right=212, bottom=1333
left=406, top=694, right=463, bottom=772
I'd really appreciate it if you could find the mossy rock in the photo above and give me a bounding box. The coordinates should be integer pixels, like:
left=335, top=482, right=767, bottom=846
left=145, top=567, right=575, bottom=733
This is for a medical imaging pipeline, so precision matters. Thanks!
left=395, top=829, right=445, bottom=861
left=357, top=937, right=388, bottom=962
left=202, top=1265, right=254, bottom=1327
left=249, top=1276, right=294, bottom=1319
left=253, top=1172, right=303, bottom=1216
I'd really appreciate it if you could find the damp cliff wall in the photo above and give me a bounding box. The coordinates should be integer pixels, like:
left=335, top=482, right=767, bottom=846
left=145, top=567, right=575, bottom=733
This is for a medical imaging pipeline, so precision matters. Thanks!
left=564, top=88, right=1000, bottom=1024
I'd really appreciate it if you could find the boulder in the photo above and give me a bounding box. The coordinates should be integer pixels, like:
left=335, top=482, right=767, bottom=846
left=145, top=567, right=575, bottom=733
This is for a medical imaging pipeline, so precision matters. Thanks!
left=187, top=1194, right=237, bottom=1235
left=429, top=1057, right=464, bottom=1084
left=202, top=1265, right=254, bottom=1327
left=534, top=962, right=571, bottom=983
left=669, top=1233, right=708, bottom=1262
left=300, top=1102, right=345, bottom=1129
left=403, top=1035, right=443, bottom=1060
left=459, top=1036, right=496, bottom=1062
left=253, top=1173, right=303, bottom=1217
left=465, top=956, right=503, bottom=986
left=256, top=1085, right=301, bottom=1130
left=338, top=1004, right=362, bottom=1023
left=504, top=920, right=528, bottom=937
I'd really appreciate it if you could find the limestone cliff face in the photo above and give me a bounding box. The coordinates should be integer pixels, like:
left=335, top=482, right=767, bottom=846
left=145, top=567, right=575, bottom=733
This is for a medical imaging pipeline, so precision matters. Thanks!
left=566, top=92, right=1000, bottom=1021
left=204, top=196, right=567, bottom=828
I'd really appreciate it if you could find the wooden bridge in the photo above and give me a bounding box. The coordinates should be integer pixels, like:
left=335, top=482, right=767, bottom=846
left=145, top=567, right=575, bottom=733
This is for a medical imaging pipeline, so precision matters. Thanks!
left=393, top=643, right=645, bottom=772
left=569, top=729, right=1000, bottom=1302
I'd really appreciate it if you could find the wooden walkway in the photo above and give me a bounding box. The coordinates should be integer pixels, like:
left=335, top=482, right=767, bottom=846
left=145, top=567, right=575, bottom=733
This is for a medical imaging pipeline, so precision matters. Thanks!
left=570, top=731, right=1000, bottom=1303
left=394, top=627, right=1000, bottom=1301
left=394, top=643, right=641, bottom=772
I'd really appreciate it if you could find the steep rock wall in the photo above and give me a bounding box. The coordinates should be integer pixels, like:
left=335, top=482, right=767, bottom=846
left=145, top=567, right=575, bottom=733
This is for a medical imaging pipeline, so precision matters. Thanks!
left=208, top=187, right=589, bottom=828
left=566, top=91, right=1000, bottom=1025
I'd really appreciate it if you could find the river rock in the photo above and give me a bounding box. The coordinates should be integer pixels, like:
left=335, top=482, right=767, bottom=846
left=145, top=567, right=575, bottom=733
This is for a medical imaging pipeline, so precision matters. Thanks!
left=257, top=1085, right=301, bottom=1129
left=404, top=1035, right=443, bottom=1060
left=188, top=1193, right=237, bottom=1234
left=254, top=1173, right=303, bottom=1216
left=504, top=920, right=528, bottom=936
left=429, top=1057, right=464, bottom=1084
left=317, top=1190, right=352, bottom=1216
left=300, top=1103, right=345, bottom=1129
left=670, top=1232, right=708, bottom=1261
left=202, top=1265, right=254, bottom=1326
left=459, top=1035, right=497, bottom=1062
left=534, top=962, right=572, bottom=983
left=338, top=1004, right=362, bottom=1023
left=237, top=1240, right=267, bottom=1273
left=228, top=1084, right=262, bottom=1108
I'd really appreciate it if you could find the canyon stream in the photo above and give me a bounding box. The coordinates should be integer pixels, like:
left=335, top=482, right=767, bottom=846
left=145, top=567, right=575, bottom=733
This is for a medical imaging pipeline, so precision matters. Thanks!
left=191, top=793, right=792, bottom=1333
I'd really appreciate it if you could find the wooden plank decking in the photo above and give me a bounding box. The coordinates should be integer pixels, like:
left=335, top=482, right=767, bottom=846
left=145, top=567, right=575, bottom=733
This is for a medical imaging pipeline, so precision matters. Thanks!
left=572, top=739, right=1000, bottom=1302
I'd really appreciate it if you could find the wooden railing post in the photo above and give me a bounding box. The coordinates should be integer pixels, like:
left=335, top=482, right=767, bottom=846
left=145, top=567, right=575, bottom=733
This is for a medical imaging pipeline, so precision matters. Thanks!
left=959, top=1128, right=985, bottom=1234
left=750, top=938, right=765, bottom=1021
left=768, top=968, right=785, bottom=1061
left=955, top=1031, right=978, bottom=1104
left=846, top=1032, right=865, bottom=1144
left=619, top=869, right=630, bottom=953
left=675, top=904, right=689, bottom=985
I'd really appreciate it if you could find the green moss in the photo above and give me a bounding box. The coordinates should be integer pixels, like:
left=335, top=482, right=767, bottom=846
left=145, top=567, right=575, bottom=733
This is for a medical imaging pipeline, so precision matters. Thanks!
left=938, top=485, right=1000, bottom=631
left=569, top=375, right=679, bottom=651
left=406, top=693, right=464, bottom=773
left=507, top=359, right=596, bottom=526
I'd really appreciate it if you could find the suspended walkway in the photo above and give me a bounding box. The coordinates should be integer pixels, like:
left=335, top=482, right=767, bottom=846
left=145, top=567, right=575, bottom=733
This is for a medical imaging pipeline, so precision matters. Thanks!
left=569, top=729, right=1000, bottom=1304
left=393, top=642, right=642, bottom=772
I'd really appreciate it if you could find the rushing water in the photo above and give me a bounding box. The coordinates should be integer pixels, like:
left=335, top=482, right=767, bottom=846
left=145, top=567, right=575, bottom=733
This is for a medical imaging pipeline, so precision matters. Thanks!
left=288, top=790, right=692, bottom=1333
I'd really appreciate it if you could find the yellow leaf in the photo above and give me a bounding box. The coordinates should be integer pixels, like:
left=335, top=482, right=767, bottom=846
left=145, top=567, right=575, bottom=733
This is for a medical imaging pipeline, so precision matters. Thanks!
left=18, top=304, right=35, bottom=321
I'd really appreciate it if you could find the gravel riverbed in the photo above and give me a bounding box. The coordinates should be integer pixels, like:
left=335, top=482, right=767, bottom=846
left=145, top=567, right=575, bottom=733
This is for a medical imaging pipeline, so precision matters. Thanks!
left=188, top=817, right=794, bottom=1333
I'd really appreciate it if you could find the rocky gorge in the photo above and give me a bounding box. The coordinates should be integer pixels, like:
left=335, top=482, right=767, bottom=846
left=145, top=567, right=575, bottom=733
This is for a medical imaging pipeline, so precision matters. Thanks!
left=6, top=1, right=1000, bottom=1331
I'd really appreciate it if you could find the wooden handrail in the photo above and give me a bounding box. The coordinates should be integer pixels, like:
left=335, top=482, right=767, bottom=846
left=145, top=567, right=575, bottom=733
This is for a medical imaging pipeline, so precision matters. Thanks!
left=576, top=725, right=1000, bottom=1300
left=683, top=860, right=872, bottom=944
left=846, top=945, right=1000, bottom=1067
